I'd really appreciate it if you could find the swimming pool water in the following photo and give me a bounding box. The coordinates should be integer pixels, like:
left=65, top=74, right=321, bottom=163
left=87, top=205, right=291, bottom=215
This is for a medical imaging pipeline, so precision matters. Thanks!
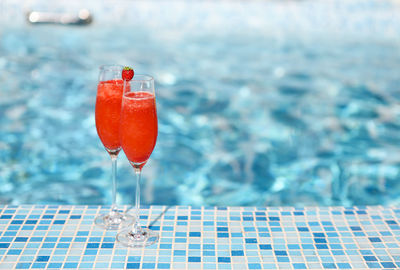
left=1, top=0, right=400, bottom=206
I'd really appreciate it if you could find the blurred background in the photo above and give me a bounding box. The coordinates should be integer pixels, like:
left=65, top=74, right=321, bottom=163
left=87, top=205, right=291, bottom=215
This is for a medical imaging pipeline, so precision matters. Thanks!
left=1, top=0, right=400, bottom=207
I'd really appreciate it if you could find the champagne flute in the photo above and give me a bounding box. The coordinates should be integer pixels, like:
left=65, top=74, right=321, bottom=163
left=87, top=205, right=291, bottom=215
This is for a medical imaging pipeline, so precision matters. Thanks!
left=94, top=65, right=133, bottom=230
left=117, top=75, right=159, bottom=247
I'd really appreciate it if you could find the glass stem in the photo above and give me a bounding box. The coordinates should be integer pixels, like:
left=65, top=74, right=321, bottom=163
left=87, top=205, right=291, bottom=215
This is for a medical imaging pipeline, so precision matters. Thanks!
left=110, top=155, right=118, bottom=215
left=133, top=167, right=142, bottom=234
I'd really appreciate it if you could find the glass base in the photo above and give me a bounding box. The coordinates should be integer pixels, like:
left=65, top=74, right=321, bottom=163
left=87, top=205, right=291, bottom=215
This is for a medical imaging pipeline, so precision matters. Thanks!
left=117, top=228, right=159, bottom=248
left=94, top=212, right=134, bottom=230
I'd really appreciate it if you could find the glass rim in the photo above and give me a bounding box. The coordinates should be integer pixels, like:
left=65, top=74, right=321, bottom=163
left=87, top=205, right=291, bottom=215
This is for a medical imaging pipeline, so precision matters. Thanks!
left=123, top=74, right=155, bottom=99
left=99, top=64, right=123, bottom=70
left=128, top=74, right=154, bottom=82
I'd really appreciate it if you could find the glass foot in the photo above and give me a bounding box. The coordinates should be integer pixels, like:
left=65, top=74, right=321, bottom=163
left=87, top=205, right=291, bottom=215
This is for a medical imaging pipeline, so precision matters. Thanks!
left=117, top=228, right=159, bottom=248
left=94, top=212, right=134, bottom=230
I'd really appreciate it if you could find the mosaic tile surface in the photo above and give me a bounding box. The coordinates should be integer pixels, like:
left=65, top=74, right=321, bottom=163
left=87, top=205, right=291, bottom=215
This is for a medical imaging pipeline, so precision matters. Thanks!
left=0, top=205, right=400, bottom=269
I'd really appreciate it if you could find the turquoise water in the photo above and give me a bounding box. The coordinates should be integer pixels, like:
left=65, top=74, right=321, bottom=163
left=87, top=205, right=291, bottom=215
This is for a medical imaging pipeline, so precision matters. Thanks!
left=1, top=0, right=400, bottom=206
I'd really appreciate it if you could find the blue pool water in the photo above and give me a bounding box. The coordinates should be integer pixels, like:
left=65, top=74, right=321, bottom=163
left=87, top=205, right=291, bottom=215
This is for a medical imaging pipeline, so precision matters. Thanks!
left=1, top=0, right=400, bottom=206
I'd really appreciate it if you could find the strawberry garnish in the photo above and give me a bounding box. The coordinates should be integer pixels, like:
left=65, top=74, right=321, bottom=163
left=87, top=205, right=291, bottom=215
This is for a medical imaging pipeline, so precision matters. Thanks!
left=122, top=66, right=134, bottom=81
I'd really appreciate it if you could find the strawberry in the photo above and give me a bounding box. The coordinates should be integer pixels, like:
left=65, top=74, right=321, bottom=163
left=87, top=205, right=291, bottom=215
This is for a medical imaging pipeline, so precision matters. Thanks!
left=122, top=66, right=134, bottom=81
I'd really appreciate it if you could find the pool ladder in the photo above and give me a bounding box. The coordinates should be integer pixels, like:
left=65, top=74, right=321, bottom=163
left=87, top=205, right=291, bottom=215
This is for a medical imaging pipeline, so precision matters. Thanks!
left=27, top=9, right=92, bottom=25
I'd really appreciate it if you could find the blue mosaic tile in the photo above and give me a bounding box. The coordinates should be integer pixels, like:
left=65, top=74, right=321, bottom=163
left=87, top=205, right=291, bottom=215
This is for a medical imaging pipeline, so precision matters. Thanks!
left=0, top=205, right=399, bottom=269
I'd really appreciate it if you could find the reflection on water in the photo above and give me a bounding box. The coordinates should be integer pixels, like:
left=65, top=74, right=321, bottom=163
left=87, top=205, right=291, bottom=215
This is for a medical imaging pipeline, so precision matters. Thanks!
left=1, top=0, right=400, bottom=206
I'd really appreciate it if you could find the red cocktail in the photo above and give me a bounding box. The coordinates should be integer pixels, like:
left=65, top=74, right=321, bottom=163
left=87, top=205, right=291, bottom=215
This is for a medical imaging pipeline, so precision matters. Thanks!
left=95, top=79, right=123, bottom=150
left=117, top=74, right=159, bottom=248
left=94, top=65, right=133, bottom=230
left=120, top=91, right=158, bottom=168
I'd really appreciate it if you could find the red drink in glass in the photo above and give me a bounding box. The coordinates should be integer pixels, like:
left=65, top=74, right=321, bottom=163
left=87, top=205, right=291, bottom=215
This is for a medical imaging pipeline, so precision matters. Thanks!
left=120, top=92, right=158, bottom=167
left=94, top=65, right=133, bottom=230
left=95, top=79, right=124, bottom=151
left=117, top=74, right=159, bottom=247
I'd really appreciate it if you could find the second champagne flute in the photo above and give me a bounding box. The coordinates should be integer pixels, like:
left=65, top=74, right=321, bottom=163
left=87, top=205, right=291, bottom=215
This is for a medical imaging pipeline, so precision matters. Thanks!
left=94, top=65, right=133, bottom=230
left=117, top=74, right=159, bottom=247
